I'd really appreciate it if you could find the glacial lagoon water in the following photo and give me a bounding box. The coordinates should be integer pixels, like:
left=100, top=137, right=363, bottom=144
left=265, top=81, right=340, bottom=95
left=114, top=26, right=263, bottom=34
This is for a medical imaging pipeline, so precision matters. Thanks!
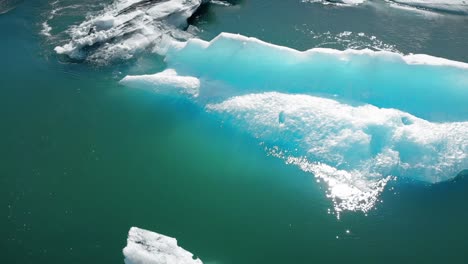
left=1, top=0, right=468, bottom=263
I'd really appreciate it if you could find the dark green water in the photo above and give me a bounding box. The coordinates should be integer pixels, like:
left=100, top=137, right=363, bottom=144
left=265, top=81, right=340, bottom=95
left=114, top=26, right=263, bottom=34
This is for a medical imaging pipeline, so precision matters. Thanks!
left=1, top=1, right=468, bottom=263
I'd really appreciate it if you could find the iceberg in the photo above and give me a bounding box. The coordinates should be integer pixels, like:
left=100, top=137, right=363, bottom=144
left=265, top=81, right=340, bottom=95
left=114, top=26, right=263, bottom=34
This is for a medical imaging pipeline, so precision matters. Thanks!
left=123, top=227, right=203, bottom=264
left=121, top=33, right=468, bottom=214
left=54, top=0, right=208, bottom=63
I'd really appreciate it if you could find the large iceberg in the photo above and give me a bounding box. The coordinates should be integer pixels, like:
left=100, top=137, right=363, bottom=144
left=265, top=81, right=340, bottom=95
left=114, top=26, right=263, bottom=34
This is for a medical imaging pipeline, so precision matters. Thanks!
left=123, top=227, right=203, bottom=264
left=121, top=33, right=468, bottom=214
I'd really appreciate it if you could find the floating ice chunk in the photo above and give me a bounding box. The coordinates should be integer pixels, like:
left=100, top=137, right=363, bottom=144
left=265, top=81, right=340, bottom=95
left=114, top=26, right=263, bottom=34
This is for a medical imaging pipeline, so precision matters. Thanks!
left=390, top=0, right=468, bottom=14
left=54, top=0, right=207, bottom=63
left=121, top=69, right=200, bottom=97
left=124, top=227, right=203, bottom=264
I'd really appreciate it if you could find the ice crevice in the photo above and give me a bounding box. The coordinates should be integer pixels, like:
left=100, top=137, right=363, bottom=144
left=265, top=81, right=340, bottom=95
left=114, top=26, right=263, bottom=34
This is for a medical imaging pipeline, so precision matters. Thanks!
left=121, top=33, right=468, bottom=214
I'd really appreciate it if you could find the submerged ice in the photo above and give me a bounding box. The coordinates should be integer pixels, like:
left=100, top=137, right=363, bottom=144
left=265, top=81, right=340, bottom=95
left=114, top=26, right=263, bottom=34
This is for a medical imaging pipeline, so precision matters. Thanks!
left=121, top=33, right=468, bottom=214
left=124, top=227, right=202, bottom=264
left=208, top=92, right=467, bottom=213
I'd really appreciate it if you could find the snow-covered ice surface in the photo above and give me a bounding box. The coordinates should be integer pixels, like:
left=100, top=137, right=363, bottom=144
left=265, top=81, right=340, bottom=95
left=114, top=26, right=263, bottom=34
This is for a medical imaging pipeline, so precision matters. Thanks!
left=123, top=227, right=203, bottom=264
left=121, top=33, right=468, bottom=215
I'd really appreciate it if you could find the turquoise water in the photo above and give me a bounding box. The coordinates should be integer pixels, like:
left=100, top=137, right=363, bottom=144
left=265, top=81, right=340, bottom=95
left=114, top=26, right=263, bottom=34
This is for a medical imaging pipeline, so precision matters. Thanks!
left=1, top=1, right=468, bottom=263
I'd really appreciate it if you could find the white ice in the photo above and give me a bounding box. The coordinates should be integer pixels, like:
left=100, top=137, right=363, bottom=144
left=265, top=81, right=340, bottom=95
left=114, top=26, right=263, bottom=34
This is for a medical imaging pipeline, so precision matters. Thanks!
left=123, top=227, right=203, bottom=264
left=55, top=0, right=206, bottom=63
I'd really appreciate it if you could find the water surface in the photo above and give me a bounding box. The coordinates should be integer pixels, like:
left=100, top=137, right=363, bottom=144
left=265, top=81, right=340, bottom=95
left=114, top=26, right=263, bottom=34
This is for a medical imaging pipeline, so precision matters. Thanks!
left=1, top=1, right=468, bottom=263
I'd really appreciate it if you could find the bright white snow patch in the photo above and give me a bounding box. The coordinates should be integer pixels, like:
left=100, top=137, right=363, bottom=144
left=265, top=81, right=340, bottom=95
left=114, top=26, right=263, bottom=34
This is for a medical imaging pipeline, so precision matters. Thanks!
left=123, top=227, right=203, bottom=264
